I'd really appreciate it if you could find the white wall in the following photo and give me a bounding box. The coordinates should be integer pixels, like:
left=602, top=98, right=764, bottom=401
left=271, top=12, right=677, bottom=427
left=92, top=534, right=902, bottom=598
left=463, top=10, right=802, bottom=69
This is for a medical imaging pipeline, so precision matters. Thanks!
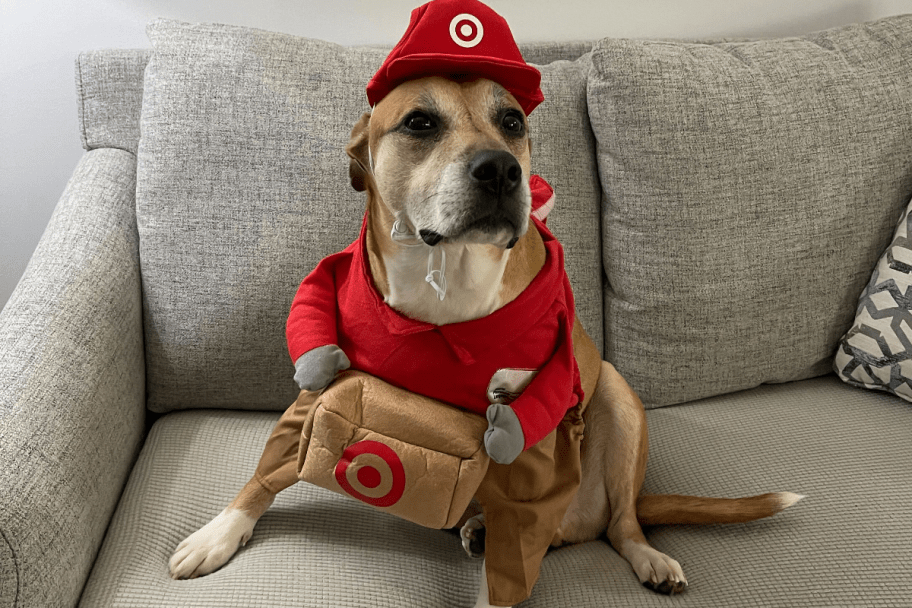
left=1, top=0, right=909, bottom=310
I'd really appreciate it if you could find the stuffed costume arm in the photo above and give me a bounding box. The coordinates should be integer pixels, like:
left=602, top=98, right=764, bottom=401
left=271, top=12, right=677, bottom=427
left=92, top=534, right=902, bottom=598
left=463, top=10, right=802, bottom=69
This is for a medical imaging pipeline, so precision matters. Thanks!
left=483, top=311, right=581, bottom=464
left=287, top=255, right=351, bottom=391
left=294, top=345, right=351, bottom=392
left=484, top=403, right=525, bottom=464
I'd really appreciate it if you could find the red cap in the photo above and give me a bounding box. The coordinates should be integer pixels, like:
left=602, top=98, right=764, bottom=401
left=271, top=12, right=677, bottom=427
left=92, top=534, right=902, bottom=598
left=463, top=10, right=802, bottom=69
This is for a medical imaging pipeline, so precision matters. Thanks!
left=366, top=0, right=544, bottom=115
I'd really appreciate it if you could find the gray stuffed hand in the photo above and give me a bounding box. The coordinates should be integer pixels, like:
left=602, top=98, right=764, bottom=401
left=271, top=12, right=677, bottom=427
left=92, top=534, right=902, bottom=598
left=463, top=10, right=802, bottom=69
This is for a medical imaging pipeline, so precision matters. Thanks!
left=484, top=403, right=525, bottom=465
left=293, top=345, right=351, bottom=391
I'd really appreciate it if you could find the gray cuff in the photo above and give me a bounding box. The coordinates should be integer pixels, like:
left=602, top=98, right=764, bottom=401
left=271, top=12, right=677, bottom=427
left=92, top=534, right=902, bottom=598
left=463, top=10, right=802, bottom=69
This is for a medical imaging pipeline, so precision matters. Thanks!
left=484, top=403, right=525, bottom=465
left=293, top=345, right=350, bottom=391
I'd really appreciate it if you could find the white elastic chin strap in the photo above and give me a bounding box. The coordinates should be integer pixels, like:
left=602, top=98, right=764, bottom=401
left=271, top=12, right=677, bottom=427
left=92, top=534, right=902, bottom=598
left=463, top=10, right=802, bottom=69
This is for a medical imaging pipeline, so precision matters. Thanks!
left=367, top=116, right=447, bottom=301
left=390, top=212, right=448, bottom=301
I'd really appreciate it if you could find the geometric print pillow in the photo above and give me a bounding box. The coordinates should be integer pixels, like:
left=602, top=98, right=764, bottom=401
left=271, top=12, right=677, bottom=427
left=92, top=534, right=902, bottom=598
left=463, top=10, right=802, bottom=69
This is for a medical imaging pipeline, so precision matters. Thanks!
left=835, top=196, right=912, bottom=402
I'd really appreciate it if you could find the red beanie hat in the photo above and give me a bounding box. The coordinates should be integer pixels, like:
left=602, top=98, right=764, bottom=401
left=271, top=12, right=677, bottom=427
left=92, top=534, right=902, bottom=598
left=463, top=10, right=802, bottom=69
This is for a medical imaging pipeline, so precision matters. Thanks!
left=366, top=0, right=544, bottom=115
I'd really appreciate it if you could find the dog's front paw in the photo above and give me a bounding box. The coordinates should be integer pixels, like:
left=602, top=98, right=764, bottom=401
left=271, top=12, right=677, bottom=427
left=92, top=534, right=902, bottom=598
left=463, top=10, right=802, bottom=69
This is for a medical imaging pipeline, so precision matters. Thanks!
left=169, top=508, right=257, bottom=579
left=460, top=514, right=486, bottom=558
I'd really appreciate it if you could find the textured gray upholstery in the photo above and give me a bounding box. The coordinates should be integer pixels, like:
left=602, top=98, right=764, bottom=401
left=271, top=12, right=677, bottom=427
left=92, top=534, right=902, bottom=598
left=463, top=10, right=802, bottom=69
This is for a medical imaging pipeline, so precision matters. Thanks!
left=77, top=49, right=151, bottom=154
left=0, top=149, right=146, bottom=608
left=589, top=15, right=912, bottom=407
left=72, top=43, right=594, bottom=156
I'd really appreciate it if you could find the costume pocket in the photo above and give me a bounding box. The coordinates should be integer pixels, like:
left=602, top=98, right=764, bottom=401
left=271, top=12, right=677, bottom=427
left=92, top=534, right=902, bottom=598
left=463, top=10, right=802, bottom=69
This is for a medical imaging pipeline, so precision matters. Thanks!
left=297, top=371, right=490, bottom=529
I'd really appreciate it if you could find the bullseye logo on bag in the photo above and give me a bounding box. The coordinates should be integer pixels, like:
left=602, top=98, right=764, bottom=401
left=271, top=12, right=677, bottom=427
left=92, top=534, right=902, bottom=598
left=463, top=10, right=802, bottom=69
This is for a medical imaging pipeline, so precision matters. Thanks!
left=449, top=13, right=484, bottom=48
left=334, top=440, right=406, bottom=508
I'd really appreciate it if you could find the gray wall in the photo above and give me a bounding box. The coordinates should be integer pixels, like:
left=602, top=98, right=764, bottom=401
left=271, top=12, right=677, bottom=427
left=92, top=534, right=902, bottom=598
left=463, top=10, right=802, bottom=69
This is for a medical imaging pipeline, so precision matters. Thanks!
left=1, top=0, right=909, bottom=310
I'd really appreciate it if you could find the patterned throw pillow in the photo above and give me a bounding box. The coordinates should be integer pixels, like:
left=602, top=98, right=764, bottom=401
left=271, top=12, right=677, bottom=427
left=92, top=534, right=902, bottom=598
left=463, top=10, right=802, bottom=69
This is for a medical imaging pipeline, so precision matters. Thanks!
left=835, top=196, right=912, bottom=402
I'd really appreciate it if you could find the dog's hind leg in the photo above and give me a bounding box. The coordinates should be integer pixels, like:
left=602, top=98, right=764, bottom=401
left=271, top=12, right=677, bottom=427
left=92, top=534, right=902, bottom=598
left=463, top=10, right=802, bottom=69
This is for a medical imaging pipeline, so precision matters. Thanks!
left=563, top=361, right=687, bottom=594
left=169, top=390, right=318, bottom=579
left=600, top=362, right=686, bottom=593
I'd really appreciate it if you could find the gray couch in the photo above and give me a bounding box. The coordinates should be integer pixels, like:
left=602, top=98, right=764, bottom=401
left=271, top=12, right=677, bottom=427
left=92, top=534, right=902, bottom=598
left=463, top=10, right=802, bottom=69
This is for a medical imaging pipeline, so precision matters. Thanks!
left=2, top=15, right=911, bottom=608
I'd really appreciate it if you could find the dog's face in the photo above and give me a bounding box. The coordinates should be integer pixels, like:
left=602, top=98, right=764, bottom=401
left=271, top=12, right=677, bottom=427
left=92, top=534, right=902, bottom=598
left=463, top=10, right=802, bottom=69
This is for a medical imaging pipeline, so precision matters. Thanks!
left=348, top=76, right=533, bottom=249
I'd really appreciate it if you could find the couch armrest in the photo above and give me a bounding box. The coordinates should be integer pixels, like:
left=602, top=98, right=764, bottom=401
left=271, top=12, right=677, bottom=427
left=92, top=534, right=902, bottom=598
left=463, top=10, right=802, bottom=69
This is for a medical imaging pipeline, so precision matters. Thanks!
left=0, top=149, right=145, bottom=608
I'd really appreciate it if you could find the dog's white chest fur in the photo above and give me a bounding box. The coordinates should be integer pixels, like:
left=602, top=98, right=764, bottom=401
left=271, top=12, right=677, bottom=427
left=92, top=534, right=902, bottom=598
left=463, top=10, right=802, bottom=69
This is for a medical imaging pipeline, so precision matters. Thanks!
left=384, top=242, right=509, bottom=325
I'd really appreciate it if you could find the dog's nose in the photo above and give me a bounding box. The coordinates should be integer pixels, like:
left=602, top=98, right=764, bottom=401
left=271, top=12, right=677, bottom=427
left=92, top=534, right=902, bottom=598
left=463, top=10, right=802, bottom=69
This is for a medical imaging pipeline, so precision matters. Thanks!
left=469, top=150, right=522, bottom=197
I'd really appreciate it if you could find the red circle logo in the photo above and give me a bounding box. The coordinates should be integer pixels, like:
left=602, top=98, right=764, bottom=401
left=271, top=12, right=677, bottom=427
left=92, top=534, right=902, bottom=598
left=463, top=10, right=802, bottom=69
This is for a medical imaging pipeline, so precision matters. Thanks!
left=334, top=440, right=406, bottom=508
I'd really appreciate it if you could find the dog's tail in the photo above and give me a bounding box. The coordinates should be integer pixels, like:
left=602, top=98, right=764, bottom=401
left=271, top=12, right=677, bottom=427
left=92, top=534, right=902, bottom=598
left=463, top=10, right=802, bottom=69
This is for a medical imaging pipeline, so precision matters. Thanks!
left=636, top=492, right=805, bottom=526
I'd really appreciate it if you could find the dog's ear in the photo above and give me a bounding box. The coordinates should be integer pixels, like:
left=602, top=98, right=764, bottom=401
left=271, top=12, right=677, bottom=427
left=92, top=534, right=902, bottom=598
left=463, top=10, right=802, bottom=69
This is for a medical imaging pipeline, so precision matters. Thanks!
left=346, top=111, right=373, bottom=193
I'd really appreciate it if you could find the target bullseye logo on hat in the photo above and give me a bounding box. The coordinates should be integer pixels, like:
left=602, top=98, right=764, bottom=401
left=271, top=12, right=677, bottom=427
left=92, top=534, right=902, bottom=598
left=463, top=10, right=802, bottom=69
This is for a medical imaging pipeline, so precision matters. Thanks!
left=450, top=13, right=483, bottom=48
left=334, top=440, right=406, bottom=508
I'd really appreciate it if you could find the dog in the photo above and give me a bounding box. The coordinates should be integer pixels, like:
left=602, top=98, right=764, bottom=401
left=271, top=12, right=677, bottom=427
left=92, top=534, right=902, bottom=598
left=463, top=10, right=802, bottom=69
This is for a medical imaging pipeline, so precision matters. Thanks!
left=168, top=74, right=803, bottom=607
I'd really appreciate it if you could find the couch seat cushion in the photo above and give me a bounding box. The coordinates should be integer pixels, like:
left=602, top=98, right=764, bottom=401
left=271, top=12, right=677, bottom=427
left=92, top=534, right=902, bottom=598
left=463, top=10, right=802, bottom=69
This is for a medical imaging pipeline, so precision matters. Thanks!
left=80, top=377, right=911, bottom=606
left=637, top=376, right=912, bottom=606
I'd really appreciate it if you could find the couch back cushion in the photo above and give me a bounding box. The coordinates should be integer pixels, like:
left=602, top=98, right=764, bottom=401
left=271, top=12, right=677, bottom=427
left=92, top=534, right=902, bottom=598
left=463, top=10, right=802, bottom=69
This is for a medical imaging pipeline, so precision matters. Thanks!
left=589, top=15, right=912, bottom=407
left=137, top=19, right=601, bottom=412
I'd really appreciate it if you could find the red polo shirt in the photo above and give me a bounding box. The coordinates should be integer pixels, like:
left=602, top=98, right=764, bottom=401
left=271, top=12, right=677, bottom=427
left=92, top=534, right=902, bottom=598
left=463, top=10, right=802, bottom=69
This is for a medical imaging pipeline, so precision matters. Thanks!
left=286, top=177, right=582, bottom=450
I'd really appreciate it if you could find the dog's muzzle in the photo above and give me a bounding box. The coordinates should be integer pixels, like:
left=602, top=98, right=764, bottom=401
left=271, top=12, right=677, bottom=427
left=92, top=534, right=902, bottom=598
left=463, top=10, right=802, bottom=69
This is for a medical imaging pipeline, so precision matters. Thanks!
left=445, top=149, right=527, bottom=246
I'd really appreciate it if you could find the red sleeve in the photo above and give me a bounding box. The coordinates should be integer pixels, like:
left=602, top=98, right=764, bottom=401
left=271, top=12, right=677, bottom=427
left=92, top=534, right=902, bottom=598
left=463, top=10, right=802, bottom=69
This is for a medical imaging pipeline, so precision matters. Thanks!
left=286, top=255, right=343, bottom=363
left=509, top=308, right=584, bottom=450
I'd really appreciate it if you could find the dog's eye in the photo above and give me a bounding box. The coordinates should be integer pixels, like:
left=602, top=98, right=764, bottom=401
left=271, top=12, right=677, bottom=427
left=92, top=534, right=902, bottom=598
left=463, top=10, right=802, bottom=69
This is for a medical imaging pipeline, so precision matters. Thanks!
left=501, top=112, right=525, bottom=135
left=403, top=112, right=438, bottom=133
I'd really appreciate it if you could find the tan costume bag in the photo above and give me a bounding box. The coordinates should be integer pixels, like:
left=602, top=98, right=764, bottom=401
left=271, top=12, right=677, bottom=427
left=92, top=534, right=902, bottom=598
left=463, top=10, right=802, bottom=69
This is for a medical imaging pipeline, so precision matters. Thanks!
left=297, top=371, right=491, bottom=529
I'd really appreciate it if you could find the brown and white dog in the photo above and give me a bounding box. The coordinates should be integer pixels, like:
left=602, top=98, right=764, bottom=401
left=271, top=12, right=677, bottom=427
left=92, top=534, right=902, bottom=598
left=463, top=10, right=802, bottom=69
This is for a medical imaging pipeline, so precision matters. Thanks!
left=169, top=76, right=803, bottom=607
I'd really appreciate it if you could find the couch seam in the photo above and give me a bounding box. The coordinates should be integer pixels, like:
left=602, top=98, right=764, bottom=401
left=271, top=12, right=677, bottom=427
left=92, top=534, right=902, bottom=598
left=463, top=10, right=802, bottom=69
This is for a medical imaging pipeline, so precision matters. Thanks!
left=105, top=145, right=138, bottom=158
left=579, top=53, right=609, bottom=359
left=75, top=53, right=90, bottom=152
left=0, top=526, right=20, bottom=607
left=86, top=145, right=138, bottom=160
